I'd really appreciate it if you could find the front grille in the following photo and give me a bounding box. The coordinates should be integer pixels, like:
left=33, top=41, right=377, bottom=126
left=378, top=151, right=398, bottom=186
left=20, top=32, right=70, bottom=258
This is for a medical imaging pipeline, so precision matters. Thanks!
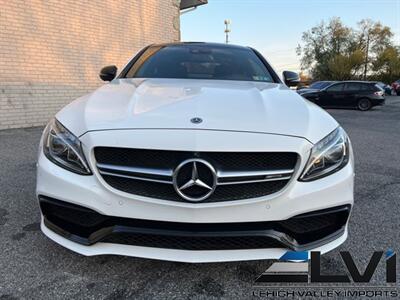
left=94, top=147, right=298, bottom=203
left=39, top=196, right=351, bottom=250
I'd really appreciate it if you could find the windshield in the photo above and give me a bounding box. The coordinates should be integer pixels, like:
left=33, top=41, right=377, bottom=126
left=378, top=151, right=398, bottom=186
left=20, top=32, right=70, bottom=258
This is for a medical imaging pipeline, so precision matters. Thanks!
left=124, top=44, right=275, bottom=83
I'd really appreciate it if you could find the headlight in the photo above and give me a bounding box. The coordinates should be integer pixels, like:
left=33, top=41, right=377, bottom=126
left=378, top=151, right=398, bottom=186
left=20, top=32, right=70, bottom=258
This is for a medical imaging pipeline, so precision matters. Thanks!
left=43, top=119, right=91, bottom=175
left=299, top=127, right=350, bottom=181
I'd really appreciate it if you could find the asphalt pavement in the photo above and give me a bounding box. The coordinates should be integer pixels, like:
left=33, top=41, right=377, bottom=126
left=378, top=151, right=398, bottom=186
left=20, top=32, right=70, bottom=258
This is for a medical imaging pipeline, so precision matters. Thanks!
left=1, top=97, right=400, bottom=299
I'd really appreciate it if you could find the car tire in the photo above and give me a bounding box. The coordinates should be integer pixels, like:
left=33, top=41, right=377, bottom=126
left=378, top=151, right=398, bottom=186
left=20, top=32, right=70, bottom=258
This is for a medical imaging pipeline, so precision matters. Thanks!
left=357, top=98, right=372, bottom=111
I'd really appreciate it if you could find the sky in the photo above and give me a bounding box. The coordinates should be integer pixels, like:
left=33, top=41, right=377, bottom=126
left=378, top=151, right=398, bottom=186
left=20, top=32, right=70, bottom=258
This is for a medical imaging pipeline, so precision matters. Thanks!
left=181, top=0, right=400, bottom=74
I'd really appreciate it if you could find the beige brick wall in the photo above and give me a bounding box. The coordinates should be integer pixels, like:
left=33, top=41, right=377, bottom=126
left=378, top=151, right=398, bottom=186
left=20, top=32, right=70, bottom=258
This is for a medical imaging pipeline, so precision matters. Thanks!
left=0, top=0, right=180, bottom=129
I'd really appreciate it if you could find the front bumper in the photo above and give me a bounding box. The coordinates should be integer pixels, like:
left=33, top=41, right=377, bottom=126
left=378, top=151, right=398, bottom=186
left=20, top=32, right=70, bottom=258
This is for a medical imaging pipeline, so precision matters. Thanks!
left=39, top=195, right=350, bottom=251
left=37, top=129, right=354, bottom=262
left=41, top=220, right=348, bottom=263
left=371, top=96, right=385, bottom=106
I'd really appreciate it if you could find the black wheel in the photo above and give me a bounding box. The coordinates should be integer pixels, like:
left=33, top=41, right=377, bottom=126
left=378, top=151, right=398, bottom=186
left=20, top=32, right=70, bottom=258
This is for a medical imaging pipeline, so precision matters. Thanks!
left=357, top=98, right=372, bottom=111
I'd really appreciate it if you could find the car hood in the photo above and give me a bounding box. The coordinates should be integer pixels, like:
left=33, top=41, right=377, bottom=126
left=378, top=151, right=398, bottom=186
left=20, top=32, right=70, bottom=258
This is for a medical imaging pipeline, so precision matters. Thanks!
left=57, top=78, right=338, bottom=144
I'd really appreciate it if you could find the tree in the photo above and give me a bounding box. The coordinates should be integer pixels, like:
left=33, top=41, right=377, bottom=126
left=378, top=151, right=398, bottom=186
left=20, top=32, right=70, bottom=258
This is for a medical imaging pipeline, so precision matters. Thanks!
left=297, top=18, right=397, bottom=82
left=327, top=50, right=364, bottom=80
left=356, top=19, right=393, bottom=80
left=296, top=18, right=358, bottom=80
left=371, top=46, right=400, bottom=83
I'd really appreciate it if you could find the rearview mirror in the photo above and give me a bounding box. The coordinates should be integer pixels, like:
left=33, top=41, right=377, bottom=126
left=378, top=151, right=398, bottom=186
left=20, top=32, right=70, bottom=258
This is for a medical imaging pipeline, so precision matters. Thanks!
left=99, top=65, right=117, bottom=81
left=283, top=71, right=300, bottom=87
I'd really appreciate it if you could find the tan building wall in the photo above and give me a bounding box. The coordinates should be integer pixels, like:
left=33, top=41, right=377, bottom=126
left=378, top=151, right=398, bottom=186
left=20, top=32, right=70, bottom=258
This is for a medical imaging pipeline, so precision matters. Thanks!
left=0, top=0, right=181, bottom=129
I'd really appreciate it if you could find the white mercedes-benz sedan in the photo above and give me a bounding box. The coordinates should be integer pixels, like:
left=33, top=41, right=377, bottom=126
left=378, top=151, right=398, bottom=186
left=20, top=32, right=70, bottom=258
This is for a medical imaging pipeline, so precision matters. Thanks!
left=36, top=42, right=354, bottom=263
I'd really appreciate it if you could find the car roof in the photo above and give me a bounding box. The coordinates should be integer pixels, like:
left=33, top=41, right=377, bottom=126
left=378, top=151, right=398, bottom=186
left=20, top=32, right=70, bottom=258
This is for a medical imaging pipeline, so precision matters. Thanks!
left=338, top=80, right=375, bottom=84
left=310, top=81, right=337, bottom=84
left=149, top=42, right=250, bottom=50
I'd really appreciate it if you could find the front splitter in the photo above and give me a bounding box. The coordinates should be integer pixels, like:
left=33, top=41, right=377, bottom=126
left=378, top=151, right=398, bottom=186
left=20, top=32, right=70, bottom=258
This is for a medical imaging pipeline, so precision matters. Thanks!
left=41, top=219, right=348, bottom=263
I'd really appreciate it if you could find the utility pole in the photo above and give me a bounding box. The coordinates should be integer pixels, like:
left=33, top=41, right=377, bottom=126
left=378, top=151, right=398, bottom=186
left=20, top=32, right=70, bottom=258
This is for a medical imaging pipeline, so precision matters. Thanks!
left=224, top=19, right=231, bottom=44
left=363, top=34, right=370, bottom=81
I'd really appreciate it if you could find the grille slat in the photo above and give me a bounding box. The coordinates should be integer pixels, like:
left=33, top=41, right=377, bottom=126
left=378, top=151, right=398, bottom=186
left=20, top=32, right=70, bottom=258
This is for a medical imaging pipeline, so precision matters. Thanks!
left=94, top=148, right=298, bottom=203
left=95, top=148, right=297, bottom=171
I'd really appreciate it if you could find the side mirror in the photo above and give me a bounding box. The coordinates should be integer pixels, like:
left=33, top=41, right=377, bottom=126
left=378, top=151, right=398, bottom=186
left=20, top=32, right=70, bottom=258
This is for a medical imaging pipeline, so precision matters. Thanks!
left=283, top=71, right=300, bottom=87
left=99, top=65, right=117, bottom=81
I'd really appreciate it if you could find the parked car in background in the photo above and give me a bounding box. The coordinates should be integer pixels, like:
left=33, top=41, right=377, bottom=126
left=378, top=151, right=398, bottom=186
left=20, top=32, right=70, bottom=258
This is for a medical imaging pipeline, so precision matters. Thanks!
left=392, top=79, right=400, bottom=95
left=375, top=82, right=392, bottom=95
left=297, top=81, right=337, bottom=95
left=301, top=81, right=385, bottom=111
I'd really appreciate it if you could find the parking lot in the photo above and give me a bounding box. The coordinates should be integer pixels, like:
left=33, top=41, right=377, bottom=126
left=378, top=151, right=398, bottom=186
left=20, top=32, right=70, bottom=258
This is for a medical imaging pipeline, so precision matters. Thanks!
left=1, top=96, right=400, bottom=299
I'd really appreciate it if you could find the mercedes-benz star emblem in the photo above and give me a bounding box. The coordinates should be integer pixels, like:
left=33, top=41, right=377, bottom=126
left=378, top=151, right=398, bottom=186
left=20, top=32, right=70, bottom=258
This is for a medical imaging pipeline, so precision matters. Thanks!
left=173, top=159, right=217, bottom=202
left=190, top=117, right=203, bottom=124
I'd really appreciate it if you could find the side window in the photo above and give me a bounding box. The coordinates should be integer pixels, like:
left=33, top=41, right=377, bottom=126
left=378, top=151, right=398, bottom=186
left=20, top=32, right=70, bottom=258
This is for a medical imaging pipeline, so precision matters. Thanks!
left=362, top=84, right=374, bottom=91
left=344, top=83, right=361, bottom=91
left=326, top=83, right=344, bottom=92
left=373, top=84, right=385, bottom=92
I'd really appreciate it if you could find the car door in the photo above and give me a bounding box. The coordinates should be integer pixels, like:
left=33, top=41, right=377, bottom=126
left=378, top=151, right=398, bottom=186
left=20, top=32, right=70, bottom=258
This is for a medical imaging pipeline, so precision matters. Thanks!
left=319, top=83, right=345, bottom=107
left=342, top=83, right=360, bottom=107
